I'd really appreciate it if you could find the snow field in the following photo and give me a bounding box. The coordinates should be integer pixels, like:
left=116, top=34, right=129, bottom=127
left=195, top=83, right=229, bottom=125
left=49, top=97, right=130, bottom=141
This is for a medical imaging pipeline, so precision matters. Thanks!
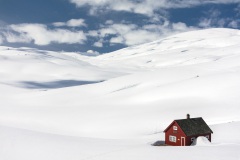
left=0, top=28, right=240, bottom=159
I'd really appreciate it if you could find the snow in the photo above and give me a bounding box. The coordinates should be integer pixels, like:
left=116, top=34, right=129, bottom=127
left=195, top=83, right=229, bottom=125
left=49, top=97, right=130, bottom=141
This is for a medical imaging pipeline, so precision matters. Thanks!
left=191, top=136, right=212, bottom=146
left=1, top=28, right=240, bottom=159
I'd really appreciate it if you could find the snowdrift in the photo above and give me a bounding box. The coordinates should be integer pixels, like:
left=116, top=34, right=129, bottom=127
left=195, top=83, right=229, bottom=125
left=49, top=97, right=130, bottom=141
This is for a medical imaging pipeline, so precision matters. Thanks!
left=191, top=136, right=212, bottom=146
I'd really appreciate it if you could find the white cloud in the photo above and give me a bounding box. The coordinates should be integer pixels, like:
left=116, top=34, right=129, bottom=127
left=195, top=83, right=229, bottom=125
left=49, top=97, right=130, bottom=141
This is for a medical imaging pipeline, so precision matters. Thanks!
left=10, top=23, right=86, bottom=45
left=228, top=20, right=239, bottom=28
left=199, top=19, right=212, bottom=28
left=105, top=20, right=114, bottom=25
left=70, top=0, right=240, bottom=16
left=107, top=24, right=137, bottom=35
left=67, top=19, right=86, bottom=27
left=123, top=29, right=160, bottom=45
left=99, top=27, right=117, bottom=37
left=110, top=36, right=124, bottom=44
left=3, top=32, right=32, bottom=43
left=86, top=50, right=100, bottom=56
left=142, top=21, right=170, bottom=32
left=53, top=19, right=87, bottom=27
left=79, top=50, right=100, bottom=56
left=198, top=8, right=240, bottom=28
left=87, top=30, right=99, bottom=37
left=70, top=0, right=158, bottom=16
left=199, top=9, right=222, bottom=28
left=70, top=0, right=109, bottom=6
left=199, top=18, right=226, bottom=28
left=198, top=17, right=238, bottom=28
left=172, top=22, right=189, bottom=31
left=93, top=41, right=103, bottom=47
left=52, top=22, right=65, bottom=27
left=0, top=35, right=3, bottom=44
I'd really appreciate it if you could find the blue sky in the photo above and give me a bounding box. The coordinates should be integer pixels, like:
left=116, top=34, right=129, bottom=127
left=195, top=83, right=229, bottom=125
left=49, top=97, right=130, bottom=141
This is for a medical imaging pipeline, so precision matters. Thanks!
left=0, top=0, right=239, bottom=54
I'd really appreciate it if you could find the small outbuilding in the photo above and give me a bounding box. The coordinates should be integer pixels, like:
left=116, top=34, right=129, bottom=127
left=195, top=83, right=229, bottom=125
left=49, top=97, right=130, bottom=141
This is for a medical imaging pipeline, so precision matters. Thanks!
left=164, top=114, right=213, bottom=146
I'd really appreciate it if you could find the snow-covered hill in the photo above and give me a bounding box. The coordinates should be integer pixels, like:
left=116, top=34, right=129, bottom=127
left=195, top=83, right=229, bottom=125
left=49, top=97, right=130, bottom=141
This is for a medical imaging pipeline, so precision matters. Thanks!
left=0, top=28, right=240, bottom=160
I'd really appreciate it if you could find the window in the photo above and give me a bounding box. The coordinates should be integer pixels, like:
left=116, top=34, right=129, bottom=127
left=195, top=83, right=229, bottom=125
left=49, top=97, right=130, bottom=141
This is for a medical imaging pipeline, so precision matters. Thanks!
left=205, top=135, right=209, bottom=139
left=173, top=126, right=178, bottom=130
left=169, top=135, right=177, bottom=142
left=191, top=137, right=195, bottom=142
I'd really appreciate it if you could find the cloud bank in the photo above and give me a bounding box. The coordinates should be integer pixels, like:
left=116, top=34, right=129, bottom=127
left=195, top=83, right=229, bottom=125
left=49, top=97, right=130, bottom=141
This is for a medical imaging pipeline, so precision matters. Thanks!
left=70, top=0, right=240, bottom=16
left=0, top=18, right=196, bottom=48
left=53, top=19, right=87, bottom=27
left=8, top=23, right=86, bottom=45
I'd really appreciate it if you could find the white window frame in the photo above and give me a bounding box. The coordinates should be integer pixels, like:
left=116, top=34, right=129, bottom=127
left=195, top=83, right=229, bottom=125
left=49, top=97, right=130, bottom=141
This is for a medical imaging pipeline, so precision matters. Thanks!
left=173, top=126, right=178, bottom=130
left=169, top=135, right=177, bottom=142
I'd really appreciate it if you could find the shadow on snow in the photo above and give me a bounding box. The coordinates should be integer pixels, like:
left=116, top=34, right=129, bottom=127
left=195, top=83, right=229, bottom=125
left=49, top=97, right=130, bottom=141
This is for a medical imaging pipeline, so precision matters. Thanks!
left=19, top=80, right=103, bottom=89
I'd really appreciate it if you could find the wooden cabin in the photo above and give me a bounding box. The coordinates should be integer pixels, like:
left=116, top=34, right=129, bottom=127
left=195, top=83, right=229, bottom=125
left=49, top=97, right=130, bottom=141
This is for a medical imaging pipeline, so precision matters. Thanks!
left=164, top=114, right=213, bottom=146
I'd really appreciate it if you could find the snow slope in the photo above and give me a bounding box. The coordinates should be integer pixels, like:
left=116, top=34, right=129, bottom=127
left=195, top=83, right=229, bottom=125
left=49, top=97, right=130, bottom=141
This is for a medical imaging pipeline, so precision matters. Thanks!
left=0, top=28, right=240, bottom=160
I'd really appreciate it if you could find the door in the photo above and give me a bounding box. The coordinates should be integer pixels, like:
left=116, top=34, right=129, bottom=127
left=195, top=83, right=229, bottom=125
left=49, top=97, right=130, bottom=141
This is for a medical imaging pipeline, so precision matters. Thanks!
left=181, top=137, right=185, bottom=146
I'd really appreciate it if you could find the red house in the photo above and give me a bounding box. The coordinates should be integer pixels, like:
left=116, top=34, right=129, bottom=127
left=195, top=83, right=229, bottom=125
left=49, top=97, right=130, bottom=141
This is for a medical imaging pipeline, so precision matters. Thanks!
left=164, top=114, right=213, bottom=146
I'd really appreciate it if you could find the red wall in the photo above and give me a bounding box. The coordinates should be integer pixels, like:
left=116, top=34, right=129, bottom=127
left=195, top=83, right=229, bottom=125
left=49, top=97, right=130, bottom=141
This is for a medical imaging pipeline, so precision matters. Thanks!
left=165, top=121, right=186, bottom=146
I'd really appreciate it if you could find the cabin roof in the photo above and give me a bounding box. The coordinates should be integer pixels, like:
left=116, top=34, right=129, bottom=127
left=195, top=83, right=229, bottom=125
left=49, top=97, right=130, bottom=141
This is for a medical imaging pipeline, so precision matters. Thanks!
left=175, top=117, right=213, bottom=136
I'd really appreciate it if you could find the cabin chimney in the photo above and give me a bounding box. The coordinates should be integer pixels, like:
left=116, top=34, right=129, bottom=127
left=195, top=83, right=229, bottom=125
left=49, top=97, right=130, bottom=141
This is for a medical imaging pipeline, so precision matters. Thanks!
left=186, top=114, right=190, bottom=119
